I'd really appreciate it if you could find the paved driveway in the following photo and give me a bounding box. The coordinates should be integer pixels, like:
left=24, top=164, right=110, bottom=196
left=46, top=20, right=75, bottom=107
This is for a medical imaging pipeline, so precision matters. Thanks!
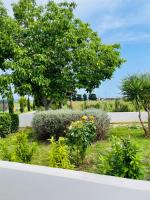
left=19, top=111, right=148, bottom=127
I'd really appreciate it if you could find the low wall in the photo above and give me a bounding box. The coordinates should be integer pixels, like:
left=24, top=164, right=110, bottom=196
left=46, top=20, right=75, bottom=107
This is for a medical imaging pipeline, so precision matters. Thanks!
left=0, top=161, right=150, bottom=200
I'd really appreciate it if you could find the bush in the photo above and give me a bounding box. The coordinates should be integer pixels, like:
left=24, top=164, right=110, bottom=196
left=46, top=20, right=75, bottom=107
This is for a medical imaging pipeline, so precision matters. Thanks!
left=49, top=137, right=74, bottom=169
left=67, top=116, right=96, bottom=165
left=10, top=114, right=19, bottom=133
left=32, top=109, right=110, bottom=141
left=12, top=131, right=37, bottom=163
left=0, top=113, right=11, bottom=137
left=98, top=137, right=143, bottom=179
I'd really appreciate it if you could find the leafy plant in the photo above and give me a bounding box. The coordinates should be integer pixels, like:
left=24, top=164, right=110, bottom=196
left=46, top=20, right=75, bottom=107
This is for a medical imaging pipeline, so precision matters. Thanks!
left=67, top=116, right=96, bottom=165
left=0, top=113, right=11, bottom=137
left=98, top=137, right=143, bottom=179
left=49, top=137, right=74, bottom=170
left=0, top=138, right=12, bottom=161
left=10, top=113, right=19, bottom=133
left=12, top=131, right=37, bottom=163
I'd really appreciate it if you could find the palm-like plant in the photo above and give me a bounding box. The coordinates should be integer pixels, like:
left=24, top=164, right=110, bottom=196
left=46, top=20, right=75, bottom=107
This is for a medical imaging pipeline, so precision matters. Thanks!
left=122, top=73, right=150, bottom=137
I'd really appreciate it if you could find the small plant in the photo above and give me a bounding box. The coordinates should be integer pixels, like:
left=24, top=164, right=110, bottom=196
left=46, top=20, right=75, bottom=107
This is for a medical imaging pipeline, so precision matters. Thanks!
left=67, top=116, right=96, bottom=165
left=98, top=137, right=143, bottom=179
left=49, top=137, right=74, bottom=170
left=12, top=131, right=37, bottom=163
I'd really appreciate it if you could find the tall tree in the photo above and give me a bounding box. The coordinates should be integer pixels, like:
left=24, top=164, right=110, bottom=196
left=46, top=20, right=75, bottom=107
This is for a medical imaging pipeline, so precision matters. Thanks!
left=122, top=73, right=150, bottom=137
left=10, top=0, right=124, bottom=110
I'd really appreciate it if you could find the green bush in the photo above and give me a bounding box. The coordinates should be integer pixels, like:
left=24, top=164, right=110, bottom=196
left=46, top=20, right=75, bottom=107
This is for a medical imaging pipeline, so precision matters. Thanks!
left=98, top=137, right=143, bottom=179
left=67, top=116, right=96, bottom=165
left=49, top=137, right=74, bottom=169
left=10, top=114, right=19, bottom=133
left=0, top=113, right=11, bottom=137
left=11, top=131, right=37, bottom=163
left=0, top=138, right=12, bottom=161
left=32, top=109, right=110, bottom=141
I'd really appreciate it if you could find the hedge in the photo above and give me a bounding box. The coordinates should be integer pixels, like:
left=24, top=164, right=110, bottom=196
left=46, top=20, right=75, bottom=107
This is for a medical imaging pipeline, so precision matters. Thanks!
left=0, top=113, right=11, bottom=137
left=10, top=114, right=19, bottom=133
left=32, top=109, right=110, bottom=141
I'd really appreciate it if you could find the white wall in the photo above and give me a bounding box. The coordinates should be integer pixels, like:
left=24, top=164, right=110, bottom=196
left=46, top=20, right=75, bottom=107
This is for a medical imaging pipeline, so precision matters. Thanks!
left=0, top=161, right=150, bottom=200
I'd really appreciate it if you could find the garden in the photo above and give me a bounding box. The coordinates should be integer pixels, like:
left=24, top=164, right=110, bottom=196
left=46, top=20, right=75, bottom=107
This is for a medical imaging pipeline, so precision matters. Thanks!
left=0, top=0, right=150, bottom=183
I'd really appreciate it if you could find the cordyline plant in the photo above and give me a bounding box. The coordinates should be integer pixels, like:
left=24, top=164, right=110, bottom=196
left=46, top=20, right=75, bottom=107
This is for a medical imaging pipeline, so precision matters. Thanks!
left=121, top=73, right=150, bottom=137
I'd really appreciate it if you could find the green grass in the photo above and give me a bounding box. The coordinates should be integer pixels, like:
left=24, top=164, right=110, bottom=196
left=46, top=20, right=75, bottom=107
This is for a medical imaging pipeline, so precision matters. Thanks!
left=66, top=99, right=138, bottom=112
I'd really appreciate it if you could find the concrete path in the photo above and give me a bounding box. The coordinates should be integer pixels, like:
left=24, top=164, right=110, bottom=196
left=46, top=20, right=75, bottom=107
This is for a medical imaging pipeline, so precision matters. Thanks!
left=19, top=111, right=148, bottom=127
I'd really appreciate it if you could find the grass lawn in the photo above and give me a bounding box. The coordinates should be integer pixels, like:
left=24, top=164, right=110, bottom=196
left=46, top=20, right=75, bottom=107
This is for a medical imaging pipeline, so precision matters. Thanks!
left=31, top=124, right=150, bottom=180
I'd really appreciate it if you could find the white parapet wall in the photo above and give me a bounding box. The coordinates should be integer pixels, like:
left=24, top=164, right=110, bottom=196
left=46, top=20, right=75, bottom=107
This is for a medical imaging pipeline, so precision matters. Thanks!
left=0, top=161, right=150, bottom=200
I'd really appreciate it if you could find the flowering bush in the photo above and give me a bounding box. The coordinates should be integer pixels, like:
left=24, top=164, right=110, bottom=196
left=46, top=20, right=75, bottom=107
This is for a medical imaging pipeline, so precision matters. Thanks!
left=67, top=116, right=96, bottom=165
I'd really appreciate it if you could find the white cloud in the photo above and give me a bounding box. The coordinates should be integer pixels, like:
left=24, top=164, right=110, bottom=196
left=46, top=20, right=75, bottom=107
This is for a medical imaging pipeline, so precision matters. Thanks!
left=3, top=0, right=150, bottom=44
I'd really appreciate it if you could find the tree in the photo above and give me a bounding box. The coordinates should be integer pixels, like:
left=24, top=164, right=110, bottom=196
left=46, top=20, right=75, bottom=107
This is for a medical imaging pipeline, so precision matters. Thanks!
left=19, top=97, right=27, bottom=113
left=121, top=73, right=150, bottom=137
left=7, top=0, right=124, bottom=110
left=83, top=93, right=87, bottom=101
left=89, top=93, right=97, bottom=100
left=27, top=95, right=31, bottom=112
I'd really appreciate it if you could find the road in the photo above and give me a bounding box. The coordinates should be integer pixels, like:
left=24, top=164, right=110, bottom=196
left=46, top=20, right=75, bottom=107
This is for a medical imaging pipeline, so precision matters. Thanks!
left=19, top=111, right=148, bottom=127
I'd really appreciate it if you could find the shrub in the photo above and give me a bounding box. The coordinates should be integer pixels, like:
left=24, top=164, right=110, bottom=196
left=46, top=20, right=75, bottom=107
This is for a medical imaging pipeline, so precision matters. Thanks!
left=0, top=138, right=12, bottom=161
left=98, top=137, right=143, bottom=179
left=0, top=113, right=11, bottom=137
left=67, top=116, right=96, bottom=165
left=10, top=114, right=19, bottom=133
left=12, top=131, right=37, bottom=163
left=49, top=137, right=74, bottom=169
left=32, top=109, right=110, bottom=141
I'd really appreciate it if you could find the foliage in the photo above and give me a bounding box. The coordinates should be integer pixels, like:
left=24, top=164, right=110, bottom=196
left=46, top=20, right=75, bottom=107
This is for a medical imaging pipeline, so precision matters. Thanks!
left=113, top=99, right=130, bottom=112
left=10, top=113, right=19, bottom=133
left=84, top=109, right=110, bottom=140
left=98, top=137, right=143, bottom=179
left=89, top=93, right=97, bottom=100
left=6, top=0, right=124, bottom=110
left=32, top=109, right=110, bottom=141
left=83, top=94, right=87, bottom=101
left=76, top=94, right=82, bottom=101
left=8, top=88, right=14, bottom=114
left=67, top=116, right=96, bottom=165
left=49, top=137, right=74, bottom=169
left=122, top=73, right=150, bottom=136
left=27, top=96, right=31, bottom=111
left=32, top=110, right=83, bottom=140
left=19, top=96, right=27, bottom=113
left=12, top=131, right=37, bottom=163
left=0, top=138, right=12, bottom=161
left=0, top=113, right=11, bottom=137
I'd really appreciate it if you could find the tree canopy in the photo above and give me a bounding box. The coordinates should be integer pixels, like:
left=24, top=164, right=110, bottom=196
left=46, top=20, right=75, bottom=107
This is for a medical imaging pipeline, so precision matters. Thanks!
left=1, top=0, right=125, bottom=110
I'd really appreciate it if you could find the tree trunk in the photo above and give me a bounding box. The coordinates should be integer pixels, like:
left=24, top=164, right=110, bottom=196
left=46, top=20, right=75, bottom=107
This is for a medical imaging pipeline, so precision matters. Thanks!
left=136, top=99, right=148, bottom=136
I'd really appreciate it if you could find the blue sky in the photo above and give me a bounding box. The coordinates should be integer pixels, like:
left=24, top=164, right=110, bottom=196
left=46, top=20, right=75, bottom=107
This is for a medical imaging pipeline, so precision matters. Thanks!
left=4, top=0, right=150, bottom=98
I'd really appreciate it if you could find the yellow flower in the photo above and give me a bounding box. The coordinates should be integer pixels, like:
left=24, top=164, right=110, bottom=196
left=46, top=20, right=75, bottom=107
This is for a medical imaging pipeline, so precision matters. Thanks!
left=89, top=116, right=95, bottom=121
left=81, top=116, right=88, bottom=120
